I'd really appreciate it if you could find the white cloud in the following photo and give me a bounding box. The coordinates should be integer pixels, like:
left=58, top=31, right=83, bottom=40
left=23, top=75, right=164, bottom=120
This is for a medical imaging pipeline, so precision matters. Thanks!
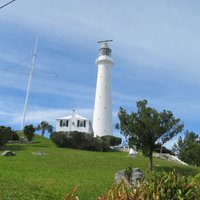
left=1, top=0, right=200, bottom=134
left=2, top=105, right=94, bottom=128
left=2, top=0, right=200, bottom=81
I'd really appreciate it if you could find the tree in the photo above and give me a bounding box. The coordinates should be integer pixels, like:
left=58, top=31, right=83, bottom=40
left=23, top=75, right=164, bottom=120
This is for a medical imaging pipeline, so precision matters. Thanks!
left=23, top=125, right=35, bottom=143
left=173, top=130, right=200, bottom=166
left=0, top=126, right=13, bottom=146
left=37, top=121, right=53, bottom=137
left=116, top=99, right=184, bottom=170
left=100, top=135, right=122, bottom=146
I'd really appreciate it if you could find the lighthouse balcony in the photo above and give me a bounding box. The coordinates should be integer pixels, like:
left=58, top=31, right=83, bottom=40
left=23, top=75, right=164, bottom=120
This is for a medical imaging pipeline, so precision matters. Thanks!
left=96, top=55, right=113, bottom=65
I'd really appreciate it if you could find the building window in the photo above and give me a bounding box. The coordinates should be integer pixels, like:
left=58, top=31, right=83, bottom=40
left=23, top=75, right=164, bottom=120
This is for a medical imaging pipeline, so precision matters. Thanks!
left=60, top=120, right=69, bottom=127
left=63, top=120, right=69, bottom=127
left=77, top=120, right=86, bottom=127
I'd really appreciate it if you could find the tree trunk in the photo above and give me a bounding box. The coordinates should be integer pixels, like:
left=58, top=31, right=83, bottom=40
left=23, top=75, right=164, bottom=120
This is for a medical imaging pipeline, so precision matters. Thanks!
left=160, top=145, right=163, bottom=154
left=148, top=152, right=153, bottom=171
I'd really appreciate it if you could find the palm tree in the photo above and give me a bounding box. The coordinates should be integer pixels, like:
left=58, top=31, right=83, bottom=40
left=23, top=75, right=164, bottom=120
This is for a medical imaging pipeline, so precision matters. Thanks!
left=37, top=121, right=53, bottom=137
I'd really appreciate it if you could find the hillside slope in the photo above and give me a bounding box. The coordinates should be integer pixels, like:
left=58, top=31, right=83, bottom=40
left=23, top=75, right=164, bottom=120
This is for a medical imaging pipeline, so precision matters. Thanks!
left=0, top=135, right=199, bottom=200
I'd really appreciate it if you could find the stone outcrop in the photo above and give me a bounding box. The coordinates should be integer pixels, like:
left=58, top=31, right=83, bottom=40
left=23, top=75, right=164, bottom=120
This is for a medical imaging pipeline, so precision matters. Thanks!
left=1, top=150, right=16, bottom=156
left=153, top=153, right=188, bottom=165
left=32, top=152, right=49, bottom=156
left=115, top=168, right=144, bottom=187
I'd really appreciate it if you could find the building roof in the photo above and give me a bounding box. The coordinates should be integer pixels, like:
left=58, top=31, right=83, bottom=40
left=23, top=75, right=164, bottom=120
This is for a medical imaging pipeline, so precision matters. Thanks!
left=56, top=114, right=88, bottom=120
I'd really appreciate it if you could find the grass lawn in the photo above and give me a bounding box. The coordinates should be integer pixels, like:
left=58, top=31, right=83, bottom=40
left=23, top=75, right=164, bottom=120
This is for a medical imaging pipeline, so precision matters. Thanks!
left=0, top=135, right=199, bottom=200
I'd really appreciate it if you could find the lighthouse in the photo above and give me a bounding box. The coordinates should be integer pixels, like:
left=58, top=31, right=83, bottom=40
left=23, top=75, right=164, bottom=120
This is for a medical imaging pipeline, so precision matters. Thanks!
left=93, top=41, right=113, bottom=137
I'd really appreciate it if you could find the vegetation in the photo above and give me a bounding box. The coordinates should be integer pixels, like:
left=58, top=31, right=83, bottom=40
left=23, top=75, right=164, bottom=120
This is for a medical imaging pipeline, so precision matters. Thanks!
left=116, top=99, right=184, bottom=170
left=124, top=164, right=133, bottom=182
left=98, top=171, right=200, bottom=200
left=0, top=126, right=13, bottom=146
left=37, top=121, right=53, bottom=136
left=50, top=131, right=110, bottom=152
left=100, top=135, right=122, bottom=146
left=23, top=124, right=35, bottom=143
left=173, top=130, right=200, bottom=166
left=0, top=135, right=199, bottom=199
left=154, top=143, right=174, bottom=155
left=127, top=136, right=140, bottom=149
left=11, top=131, right=20, bottom=141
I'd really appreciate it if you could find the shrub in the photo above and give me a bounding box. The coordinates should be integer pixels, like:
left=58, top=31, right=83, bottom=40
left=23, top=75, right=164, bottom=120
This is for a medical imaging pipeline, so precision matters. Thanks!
left=99, top=171, right=199, bottom=200
left=0, top=126, right=13, bottom=146
left=124, top=164, right=133, bottom=182
left=11, top=131, right=20, bottom=140
left=50, top=131, right=110, bottom=152
left=128, top=136, right=141, bottom=149
left=64, top=171, right=200, bottom=199
left=101, top=135, right=122, bottom=146
left=154, top=143, right=175, bottom=155
left=23, top=125, right=35, bottom=143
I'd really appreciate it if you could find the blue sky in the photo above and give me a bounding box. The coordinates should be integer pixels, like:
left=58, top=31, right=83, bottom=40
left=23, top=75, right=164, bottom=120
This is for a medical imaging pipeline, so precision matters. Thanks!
left=1, top=0, right=200, bottom=148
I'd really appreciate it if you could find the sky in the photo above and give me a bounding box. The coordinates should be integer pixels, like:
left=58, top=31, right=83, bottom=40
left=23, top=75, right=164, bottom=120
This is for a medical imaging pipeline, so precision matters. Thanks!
left=1, top=0, right=200, bottom=148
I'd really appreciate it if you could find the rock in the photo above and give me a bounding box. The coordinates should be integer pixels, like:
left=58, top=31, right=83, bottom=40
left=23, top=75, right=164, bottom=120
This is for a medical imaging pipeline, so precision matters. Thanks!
left=115, top=170, right=126, bottom=184
left=32, top=152, right=49, bottom=156
left=1, top=150, right=16, bottom=156
left=19, top=136, right=29, bottom=143
left=115, top=168, right=144, bottom=187
left=131, top=170, right=144, bottom=187
left=153, top=153, right=188, bottom=165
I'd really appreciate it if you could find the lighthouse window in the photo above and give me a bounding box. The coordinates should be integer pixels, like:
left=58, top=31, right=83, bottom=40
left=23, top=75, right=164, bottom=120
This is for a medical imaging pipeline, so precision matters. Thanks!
left=99, top=48, right=111, bottom=56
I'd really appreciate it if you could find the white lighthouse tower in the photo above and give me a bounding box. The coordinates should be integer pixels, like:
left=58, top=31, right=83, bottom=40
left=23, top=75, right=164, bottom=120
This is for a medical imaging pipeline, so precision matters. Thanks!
left=93, top=40, right=113, bottom=137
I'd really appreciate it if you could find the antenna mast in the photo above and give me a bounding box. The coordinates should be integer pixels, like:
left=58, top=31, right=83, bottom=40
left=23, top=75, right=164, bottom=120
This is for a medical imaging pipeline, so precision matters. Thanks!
left=97, top=39, right=113, bottom=44
left=0, top=0, right=16, bottom=10
left=21, top=35, right=39, bottom=130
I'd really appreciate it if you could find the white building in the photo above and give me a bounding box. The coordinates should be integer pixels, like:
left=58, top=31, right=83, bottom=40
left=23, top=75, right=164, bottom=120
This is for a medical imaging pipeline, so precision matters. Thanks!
left=56, top=111, right=93, bottom=135
left=93, top=42, right=113, bottom=137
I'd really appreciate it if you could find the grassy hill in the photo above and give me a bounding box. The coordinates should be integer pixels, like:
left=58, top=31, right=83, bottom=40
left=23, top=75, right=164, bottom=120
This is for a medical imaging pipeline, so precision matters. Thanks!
left=0, top=135, right=199, bottom=200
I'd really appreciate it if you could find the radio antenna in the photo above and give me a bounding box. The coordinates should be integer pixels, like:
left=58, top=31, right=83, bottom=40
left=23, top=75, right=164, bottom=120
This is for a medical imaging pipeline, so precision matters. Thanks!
left=0, top=0, right=16, bottom=10
left=97, top=40, right=113, bottom=44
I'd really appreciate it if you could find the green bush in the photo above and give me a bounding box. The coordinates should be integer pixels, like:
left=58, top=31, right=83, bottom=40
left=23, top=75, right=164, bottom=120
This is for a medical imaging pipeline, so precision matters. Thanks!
left=23, top=125, right=35, bottom=143
left=0, top=126, right=13, bottom=146
left=124, top=164, right=133, bottom=182
left=154, top=143, right=175, bottom=155
left=50, top=131, right=110, bottom=152
left=100, top=135, right=122, bottom=146
left=11, top=131, right=20, bottom=140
